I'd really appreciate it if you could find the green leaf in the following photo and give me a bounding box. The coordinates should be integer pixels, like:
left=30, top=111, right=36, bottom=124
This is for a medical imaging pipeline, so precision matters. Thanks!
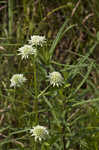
left=49, top=19, right=76, bottom=60
left=96, top=31, right=99, bottom=41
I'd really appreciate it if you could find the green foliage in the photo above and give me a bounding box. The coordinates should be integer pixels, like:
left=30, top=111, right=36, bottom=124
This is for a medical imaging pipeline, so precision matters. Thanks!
left=0, top=0, right=99, bottom=150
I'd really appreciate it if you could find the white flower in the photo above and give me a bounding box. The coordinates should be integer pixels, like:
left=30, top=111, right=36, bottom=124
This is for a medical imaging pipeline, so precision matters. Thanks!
left=30, top=125, right=49, bottom=142
left=18, top=45, right=37, bottom=59
left=48, top=71, right=63, bottom=87
left=28, top=35, right=46, bottom=47
left=10, top=74, right=27, bottom=87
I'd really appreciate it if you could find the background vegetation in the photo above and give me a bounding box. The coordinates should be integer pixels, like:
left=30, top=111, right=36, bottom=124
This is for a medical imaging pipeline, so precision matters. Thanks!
left=0, top=0, right=99, bottom=149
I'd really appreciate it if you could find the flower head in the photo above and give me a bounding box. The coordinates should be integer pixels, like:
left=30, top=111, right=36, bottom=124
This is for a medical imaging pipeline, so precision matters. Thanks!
left=30, top=125, right=49, bottom=142
left=28, top=35, right=46, bottom=47
left=18, top=45, right=37, bottom=59
left=10, top=74, right=27, bottom=88
left=48, top=71, right=63, bottom=87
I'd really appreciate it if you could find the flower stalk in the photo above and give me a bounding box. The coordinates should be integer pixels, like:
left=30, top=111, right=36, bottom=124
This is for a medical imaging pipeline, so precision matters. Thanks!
left=33, top=58, right=38, bottom=124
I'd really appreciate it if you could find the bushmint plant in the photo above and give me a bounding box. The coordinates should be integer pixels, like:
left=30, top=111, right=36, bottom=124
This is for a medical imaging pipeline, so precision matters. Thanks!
left=9, top=34, right=69, bottom=150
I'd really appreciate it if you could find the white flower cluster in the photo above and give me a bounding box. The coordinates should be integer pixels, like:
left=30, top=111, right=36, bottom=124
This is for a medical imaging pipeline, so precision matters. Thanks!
left=10, top=35, right=47, bottom=88
left=18, top=45, right=37, bottom=59
left=30, top=125, right=49, bottom=142
left=18, top=35, right=46, bottom=59
left=10, top=74, right=27, bottom=88
left=48, top=71, right=63, bottom=87
left=28, top=35, right=46, bottom=47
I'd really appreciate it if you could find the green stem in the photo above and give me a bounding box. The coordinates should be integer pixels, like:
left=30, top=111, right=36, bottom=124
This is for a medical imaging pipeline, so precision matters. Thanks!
left=34, top=142, right=37, bottom=150
left=37, top=85, right=50, bottom=98
left=31, top=139, right=36, bottom=150
left=8, top=0, right=13, bottom=36
left=33, top=59, right=38, bottom=124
